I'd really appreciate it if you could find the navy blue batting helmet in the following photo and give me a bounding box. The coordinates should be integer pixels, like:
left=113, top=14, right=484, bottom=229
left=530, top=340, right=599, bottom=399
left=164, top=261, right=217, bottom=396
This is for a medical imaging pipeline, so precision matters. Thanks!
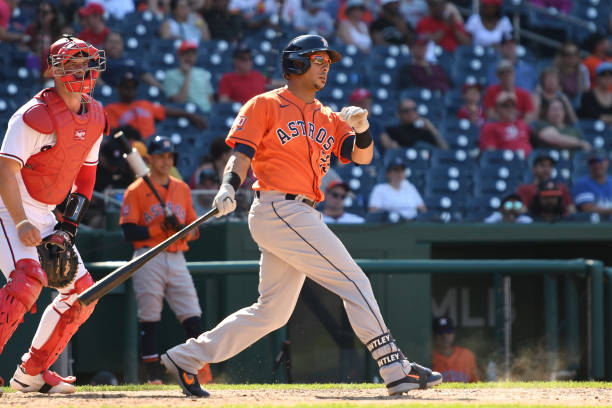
left=282, top=35, right=341, bottom=77
left=148, top=135, right=178, bottom=162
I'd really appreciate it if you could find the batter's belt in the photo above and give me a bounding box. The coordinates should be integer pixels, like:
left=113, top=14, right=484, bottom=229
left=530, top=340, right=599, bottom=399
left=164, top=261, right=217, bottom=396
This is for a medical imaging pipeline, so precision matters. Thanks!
left=255, top=191, right=317, bottom=207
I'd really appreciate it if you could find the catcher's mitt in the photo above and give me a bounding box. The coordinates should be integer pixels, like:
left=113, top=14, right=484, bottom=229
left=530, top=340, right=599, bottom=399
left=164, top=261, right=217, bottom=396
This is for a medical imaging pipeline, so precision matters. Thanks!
left=37, top=231, right=79, bottom=289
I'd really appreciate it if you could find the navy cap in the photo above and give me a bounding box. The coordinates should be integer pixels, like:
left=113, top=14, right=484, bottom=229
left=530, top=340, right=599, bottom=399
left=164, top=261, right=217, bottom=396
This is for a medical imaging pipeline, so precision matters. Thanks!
left=386, top=157, right=406, bottom=172
left=596, top=62, right=612, bottom=76
left=433, top=316, right=455, bottom=335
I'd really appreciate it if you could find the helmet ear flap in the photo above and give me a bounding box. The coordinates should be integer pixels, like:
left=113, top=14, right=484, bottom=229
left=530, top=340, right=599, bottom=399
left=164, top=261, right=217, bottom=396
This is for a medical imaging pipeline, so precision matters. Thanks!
left=285, top=53, right=311, bottom=76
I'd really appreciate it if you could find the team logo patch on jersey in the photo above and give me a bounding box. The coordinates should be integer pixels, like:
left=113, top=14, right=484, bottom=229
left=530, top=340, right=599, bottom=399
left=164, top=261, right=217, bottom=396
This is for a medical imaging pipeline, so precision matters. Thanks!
left=122, top=204, right=130, bottom=217
left=234, top=115, right=247, bottom=130
left=74, top=129, right=86, bottom=140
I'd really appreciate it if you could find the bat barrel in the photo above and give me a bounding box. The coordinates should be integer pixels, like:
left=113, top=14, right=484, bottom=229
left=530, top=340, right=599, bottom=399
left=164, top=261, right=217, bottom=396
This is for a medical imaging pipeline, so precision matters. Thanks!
left=78, top=207, right=219, bottom=306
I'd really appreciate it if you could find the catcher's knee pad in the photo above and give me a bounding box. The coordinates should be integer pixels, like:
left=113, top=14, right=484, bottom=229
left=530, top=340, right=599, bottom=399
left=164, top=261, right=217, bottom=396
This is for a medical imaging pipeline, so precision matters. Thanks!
left=22, top=272, right=97, bottom=375
left=0, top=259, right=47, bottom=354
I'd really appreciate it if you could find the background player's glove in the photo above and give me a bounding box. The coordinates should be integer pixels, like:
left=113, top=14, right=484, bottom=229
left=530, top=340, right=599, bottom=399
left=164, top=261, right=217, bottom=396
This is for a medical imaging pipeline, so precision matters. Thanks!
left=162, top=215, right=183, bottom=233
left=37, top=231, right=79, bottom=289
left=213, top=183, right=236, bottom=218
left=339, top=106, right=369, bottom=133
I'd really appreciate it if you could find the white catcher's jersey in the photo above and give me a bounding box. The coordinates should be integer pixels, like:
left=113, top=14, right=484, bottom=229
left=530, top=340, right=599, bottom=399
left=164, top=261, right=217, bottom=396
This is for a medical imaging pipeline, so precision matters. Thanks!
left=0, top=98, right=102, bottom=212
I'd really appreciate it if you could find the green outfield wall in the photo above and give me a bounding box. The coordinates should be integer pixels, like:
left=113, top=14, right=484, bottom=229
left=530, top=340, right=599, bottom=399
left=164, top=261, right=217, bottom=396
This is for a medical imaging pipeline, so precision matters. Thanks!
left=2, top=222, right=612, bottom=384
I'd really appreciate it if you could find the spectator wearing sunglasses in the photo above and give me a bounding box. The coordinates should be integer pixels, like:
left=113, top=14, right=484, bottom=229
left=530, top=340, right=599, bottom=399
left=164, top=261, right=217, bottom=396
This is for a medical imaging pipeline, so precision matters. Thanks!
left=321, top=180, right=365, bottom=224
left=553, top=42, right=590, bottom=100
left=578, top=62, right=612, bottom=124
left=432, top=316, right=479, bottom=383
left=572, top=150, right=612, bottom=217
left=218, top=45, right=268, bottom=104
left=383, top=98, right=448, bottom=150
left=484, top=192, right=533, bottom=223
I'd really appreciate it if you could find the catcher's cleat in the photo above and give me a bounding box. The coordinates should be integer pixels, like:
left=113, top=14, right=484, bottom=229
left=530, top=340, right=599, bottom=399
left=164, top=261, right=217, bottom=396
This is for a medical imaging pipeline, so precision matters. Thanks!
left=10, top=365, right=76, bottom=394
left=160, top=353, right=209, bottom=397
left=386, top=361, right=443, bottom=395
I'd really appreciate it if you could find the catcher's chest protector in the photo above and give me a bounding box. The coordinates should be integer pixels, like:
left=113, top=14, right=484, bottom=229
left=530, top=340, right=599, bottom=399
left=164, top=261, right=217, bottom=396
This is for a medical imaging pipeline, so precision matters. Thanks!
left=21, top=88, right=105, bottom=205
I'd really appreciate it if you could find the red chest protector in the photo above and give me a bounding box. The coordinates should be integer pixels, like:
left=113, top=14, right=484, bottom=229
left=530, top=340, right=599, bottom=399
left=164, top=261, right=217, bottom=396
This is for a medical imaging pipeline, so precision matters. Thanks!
left=21, top=88, right=106, bottom=205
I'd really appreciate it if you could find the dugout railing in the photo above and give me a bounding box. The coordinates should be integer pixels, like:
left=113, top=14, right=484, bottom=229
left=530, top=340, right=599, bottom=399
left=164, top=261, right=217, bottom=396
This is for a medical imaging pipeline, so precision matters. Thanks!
left=75, top=259, right=605, bottom=384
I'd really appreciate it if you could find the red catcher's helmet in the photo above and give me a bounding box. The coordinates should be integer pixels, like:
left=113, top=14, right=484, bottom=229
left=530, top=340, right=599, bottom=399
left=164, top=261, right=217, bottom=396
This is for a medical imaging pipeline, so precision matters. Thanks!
left=45, top=34, right=106, bottom=95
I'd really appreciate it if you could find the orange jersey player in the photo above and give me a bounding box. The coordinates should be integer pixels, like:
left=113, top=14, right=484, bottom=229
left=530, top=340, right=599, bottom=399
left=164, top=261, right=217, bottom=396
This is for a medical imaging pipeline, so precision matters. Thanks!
left=432, top=316, right=479, bottom=383
left=0, top=35, right=107, bottom=394
left=119, top=136, right=211, bottom=385
left=159, top=34, right=442, bottom=398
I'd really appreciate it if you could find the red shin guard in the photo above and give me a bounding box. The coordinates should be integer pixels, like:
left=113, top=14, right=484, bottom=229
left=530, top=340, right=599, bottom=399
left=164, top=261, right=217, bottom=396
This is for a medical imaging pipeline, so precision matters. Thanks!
left=22, top=272, right=97, bottom=375
left=0, top=259, right=47, bottom=354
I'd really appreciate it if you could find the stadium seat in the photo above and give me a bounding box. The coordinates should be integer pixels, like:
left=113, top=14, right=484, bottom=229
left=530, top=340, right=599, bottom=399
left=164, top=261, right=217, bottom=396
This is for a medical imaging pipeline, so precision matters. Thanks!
left=424, top=175, right=472, bottom=199
left=334, top=163, right=378, bottom=207
left=479, top=149, right=527, bottom=167
left=431, top=149, right=476, bottom=170
left=383, top=148, right=431, bottom=170
left=423, top=193, right=467, bottom=216
left=474, top=173, right=519, bottom=197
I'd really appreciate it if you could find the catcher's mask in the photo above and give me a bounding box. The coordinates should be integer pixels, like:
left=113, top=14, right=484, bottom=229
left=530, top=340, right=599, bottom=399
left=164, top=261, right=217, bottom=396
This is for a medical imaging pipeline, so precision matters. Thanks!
left=45, top=34, right=106, bottom=96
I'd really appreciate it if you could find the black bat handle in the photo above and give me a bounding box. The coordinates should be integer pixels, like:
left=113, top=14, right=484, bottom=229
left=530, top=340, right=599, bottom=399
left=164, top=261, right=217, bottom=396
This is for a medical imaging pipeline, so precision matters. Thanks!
left=77, top=207, right=219, bottom=306
left=113, top=131, right=133, bottom=155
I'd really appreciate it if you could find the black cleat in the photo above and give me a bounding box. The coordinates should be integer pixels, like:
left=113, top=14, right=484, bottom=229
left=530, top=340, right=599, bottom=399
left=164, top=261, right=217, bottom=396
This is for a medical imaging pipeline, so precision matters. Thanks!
left=386, top=361, right=443, bottom=395
left=160, top=353, right=210, bottom=397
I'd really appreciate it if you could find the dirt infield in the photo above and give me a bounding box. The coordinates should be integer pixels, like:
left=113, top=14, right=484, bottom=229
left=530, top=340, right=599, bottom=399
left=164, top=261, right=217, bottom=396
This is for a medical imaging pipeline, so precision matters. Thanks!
left=2, top=386, right=612, bottom=407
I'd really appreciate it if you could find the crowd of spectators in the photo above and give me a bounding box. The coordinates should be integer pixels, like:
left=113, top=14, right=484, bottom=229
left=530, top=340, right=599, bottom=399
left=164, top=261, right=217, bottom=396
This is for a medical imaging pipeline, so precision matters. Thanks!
left=1, top=0, right=612, bottom=225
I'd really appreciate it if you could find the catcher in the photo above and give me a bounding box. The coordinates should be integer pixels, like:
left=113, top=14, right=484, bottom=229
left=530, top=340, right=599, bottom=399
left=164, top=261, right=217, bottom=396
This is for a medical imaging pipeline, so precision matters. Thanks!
left=0, top=35, right=107, bottom=393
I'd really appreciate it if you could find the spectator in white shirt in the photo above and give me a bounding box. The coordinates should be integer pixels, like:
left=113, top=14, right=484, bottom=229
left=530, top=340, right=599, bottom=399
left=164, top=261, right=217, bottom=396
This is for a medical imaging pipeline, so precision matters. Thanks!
left=368, top=157, right=427, bottom=220
left=293, top=0, right=334, bottom=37
left=465, top=0, right=513, bottom=47
left=322, top=180, right=365, bottom=224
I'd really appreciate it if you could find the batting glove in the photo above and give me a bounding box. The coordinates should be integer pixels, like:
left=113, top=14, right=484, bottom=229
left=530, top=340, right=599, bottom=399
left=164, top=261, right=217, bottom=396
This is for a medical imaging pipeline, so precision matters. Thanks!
left=339, top=106, right=369, bottom=133
left=213, top=184, right=236, bottom=218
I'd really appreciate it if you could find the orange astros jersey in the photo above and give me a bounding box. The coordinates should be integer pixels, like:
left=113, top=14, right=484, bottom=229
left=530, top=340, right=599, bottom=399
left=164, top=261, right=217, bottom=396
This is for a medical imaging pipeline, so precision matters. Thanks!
left=226, top=87, right=355, bottom=202
left=119, top=176, right=198, bottom=252
left=433, top=346, right=479, bottom=383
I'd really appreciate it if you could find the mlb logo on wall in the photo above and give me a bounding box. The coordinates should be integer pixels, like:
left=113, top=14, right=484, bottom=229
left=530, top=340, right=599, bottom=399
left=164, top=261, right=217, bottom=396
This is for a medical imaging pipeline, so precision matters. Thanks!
left=234, top=115, right=247, bottom=131
left=75, top=129, right=86, bottom=140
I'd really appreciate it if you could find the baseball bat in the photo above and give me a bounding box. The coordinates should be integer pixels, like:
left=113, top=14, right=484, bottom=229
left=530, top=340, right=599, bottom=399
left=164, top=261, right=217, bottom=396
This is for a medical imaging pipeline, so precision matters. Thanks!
left=114, top=131, right=172, bottom=217
left=77, top=207, right=219, bottom=306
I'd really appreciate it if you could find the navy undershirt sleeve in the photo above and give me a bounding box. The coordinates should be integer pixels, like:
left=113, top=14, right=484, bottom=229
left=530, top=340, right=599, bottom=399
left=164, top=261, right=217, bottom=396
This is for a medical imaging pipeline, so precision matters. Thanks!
left=234, top=142, right=255, bottom=159
left=121, top=223, right=151, bottom=242
left=340, top=136, right=355, bottom=162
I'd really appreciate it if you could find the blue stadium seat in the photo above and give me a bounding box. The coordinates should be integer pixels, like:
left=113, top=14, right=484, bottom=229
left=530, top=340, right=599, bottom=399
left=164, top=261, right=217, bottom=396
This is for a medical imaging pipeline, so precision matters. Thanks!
left=479, top=149, right=527, bottom=168
left=474, top=173, right=519, bottom=197
left=423, top=194, right=467, bottom=216
left=334, top=163, right=378, bottom=207
left=431, top=149, right=476, bottom=170
left=383, top=148, right=431, bottom=171
left=424, top=176, right=472, bottom=199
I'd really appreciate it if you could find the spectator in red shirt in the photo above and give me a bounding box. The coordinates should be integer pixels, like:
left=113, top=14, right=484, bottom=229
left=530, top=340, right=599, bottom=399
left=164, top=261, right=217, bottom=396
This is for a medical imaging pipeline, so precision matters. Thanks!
left=77, top=3, right=110, bottom=47
left=218, top=45, right=268, bottom=104
left=397, top=34, right=449, bottom=92
left=516, top=152, right=575, bottom=214
left=415, top=0, right=470, bottom=52
left=457, top=81, right=485, bottom=126
left=483, top=59, right=536, bottom=122
left=479, top=91, right=532, bottom=157
left=0, top=0, right=29, bottom=44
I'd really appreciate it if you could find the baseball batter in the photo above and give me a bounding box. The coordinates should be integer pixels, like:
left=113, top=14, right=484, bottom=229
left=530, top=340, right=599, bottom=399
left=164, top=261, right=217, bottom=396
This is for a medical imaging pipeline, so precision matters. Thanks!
left=119, top=135, right=211, bottom=385
left=160, top=35, right=442, bottom=397
left=0, top=35, right=107, bottom=393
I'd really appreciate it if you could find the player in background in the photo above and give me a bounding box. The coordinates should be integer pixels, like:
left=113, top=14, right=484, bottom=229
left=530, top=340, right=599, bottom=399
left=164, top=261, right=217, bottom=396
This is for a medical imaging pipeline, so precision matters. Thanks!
left=119, top=136, right=211, bottom=385
left=159, top=34, right=443, bottom=397
left=0, top=35, right=107, bottom=393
